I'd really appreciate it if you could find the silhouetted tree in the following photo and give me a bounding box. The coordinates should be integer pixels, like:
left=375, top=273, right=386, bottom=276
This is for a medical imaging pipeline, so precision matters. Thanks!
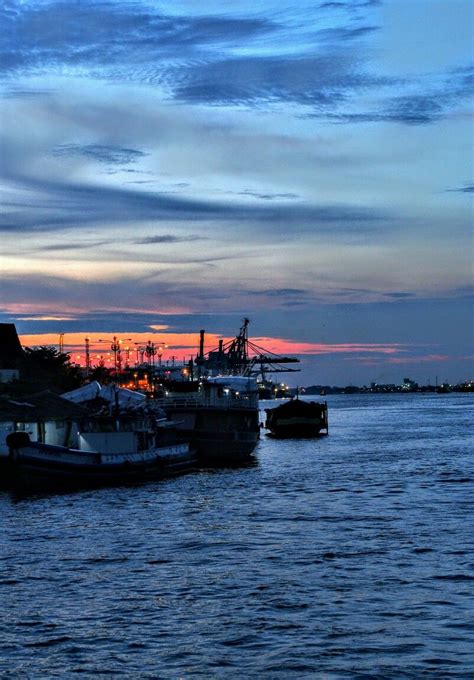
left=89, top=364, right=113, bottom=384
left=18, top=345, right=83, bottom=392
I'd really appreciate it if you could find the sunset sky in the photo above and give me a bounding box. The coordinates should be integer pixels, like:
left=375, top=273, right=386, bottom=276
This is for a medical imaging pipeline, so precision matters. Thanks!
left=1, top=0, right=473, bottom=385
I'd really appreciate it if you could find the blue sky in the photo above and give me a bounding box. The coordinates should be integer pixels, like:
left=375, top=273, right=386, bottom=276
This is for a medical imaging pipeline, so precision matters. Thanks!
left=0, top=0, right=472, bottom=385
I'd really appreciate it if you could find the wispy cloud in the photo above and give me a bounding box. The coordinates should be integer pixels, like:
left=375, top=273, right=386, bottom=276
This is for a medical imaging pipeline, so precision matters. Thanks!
left=446, top=184, right=474, bottom=193
left=52, top=144, right=147, bottom=165
left=37, top=240, right=110, bottom=252
left=252, top=338, right=406, bottom=356
left=134, top=235, right=206, bottom=245
left=387, top=354, right=449, bottom=364
left=1, top=0, right=470, bottom=128
left=236, top=190, right=300, bottom=201
left=0, top=171, right=390, bottom=235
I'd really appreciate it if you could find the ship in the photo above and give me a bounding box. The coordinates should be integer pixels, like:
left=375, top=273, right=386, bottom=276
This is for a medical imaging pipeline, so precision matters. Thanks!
left=154, top=319, right=300, bottom=461
left=157, top=376, right=260, bottom=463
left=265, top=396, right=328, bottom=438
left=6, top=418, right=195, bottom=490
left=5, top=386, right=196, bottom=490
left=257, top=379, right=290, bottom=400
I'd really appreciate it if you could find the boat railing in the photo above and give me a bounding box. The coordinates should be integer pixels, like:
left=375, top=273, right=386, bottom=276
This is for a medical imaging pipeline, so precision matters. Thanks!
left=155, top=390, right=258, bottom=411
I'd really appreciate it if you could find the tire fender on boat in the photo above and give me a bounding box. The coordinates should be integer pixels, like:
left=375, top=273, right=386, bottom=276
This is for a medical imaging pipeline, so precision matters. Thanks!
left=6, top=431, right=31, bottom=450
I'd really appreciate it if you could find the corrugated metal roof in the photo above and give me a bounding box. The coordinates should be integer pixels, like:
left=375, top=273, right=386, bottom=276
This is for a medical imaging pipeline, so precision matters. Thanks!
left=0, top=391, right=88, bottom=422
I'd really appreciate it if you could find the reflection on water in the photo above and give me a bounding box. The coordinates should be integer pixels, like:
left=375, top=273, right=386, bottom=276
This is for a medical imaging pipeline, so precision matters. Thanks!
left=1, top=393, right=473, bottom=677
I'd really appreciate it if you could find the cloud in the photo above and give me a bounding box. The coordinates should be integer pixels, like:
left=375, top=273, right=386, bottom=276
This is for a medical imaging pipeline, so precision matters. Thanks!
left=387, top=354, right=449, bottom=364
left=251, top=338, right=406, bottom=356
left=258, top=288, right=308, bottom=297
left=37, top=240, right=110, bottom=252
left=3, top=0, right=466, bottom=129
left=0, top=170, right=390, bottom=235
left=236, top=190, right=300, bottom=200
left=134, top=235, right=206, bottom=244
left=307, top=65, right=474, bottom=125
left=0, top=0, right=385, bottom=113
left=52, top=144, right=147, bottom=165
left=168, top=53, right=388, bottom=107
left=320, top=0, right=382, bottom=8
left=15, top=315, right=77, bottom=322
left=0, top=2, right=278, bottom=78
left=384, top=292, right=415, bottom=299
left=447, top=184, right=474, bottom=193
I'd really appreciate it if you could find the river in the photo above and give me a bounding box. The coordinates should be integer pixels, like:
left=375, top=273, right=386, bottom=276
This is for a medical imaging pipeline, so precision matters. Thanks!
left=1, top=393, right=473, bottom=678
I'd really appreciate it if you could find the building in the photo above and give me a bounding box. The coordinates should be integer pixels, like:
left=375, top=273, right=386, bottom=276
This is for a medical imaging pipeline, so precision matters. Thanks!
left=0, top=323, right=24, bottom=383
left=0, top=391, right=88, bottom=456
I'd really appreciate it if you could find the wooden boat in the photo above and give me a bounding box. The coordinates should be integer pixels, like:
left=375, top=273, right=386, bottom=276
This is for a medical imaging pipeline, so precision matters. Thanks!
left=5, top=414, right=196, bottom=489
left=265, top=397, right=328, bottom=438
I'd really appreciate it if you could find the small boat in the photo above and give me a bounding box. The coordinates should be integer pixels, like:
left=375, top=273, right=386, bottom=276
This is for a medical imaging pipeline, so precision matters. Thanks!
left=265, top=397, right=328, bottom=438
left=5, top=415, right=196, bottom=490
left=437, top=383, right=451, bottom=394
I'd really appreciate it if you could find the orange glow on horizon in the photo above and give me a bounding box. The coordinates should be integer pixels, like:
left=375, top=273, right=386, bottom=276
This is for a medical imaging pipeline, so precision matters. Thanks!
left=18, top=331, right=409, bottom=365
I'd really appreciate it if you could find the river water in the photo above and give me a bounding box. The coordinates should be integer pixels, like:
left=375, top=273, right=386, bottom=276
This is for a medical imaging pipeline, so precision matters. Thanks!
left=1, top=393, right=473, bottom=678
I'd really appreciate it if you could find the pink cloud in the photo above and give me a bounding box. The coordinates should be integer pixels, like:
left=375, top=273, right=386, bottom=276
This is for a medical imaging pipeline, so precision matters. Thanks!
left=253, top=337, right=407, bottom=356
left=387, top=354, right=449, bottom=364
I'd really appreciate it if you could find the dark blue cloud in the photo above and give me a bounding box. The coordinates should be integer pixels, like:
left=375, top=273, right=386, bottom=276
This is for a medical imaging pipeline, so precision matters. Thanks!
left=134, top=235, right=206, bottom=244
left=0, top=172, right=390, bottom=235
left=249, top=288, right=309, bottom=298
left=52, top=144, right=147, bottom=165
left=320, top=0, right=382, bottom=7
left=447, top=185, right=474, bottom=193
left=168, top=53, right=388, bottom=107
left=0, top=0, right=385, bottom=113
left=305, top=65, right=474, bottom=125
left=0, top=1, right=278, bottom=76
left=383, top=292, right=415, bottom=299
left=236, top=190, right=300, bottom=201
left=1, top=0, right=469, bottom=130
left=37, top=240, right=109, bottom=252
left=4, top=0, right=464, bottom=129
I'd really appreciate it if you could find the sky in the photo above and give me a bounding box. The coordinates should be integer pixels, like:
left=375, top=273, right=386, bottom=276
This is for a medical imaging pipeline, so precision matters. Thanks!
left=1, top=0, right=473, bottom=386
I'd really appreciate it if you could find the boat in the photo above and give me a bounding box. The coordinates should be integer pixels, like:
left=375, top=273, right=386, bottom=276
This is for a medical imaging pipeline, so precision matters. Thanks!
left=158, top=376, right=260, bottom=463
left=5, top=412, right=196, bottom=490
left=265, top=397, right=328, bottom=438
left=257, top=379, right=290, bottom=400
left=67, top=378, right=259, bottom=465
left=437, top=383, right=451, bottom=394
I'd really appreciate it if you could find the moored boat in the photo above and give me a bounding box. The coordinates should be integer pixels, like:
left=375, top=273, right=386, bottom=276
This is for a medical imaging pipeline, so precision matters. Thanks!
left=265, top=397, right=328, bottom=438
left=5, top=414, right=196, bottom=490
left=158, top=376, right=260, bottom=463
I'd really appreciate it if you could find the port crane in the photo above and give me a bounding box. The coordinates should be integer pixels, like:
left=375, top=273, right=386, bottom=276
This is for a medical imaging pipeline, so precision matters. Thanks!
left=196, top=318, right=300, bottom=378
